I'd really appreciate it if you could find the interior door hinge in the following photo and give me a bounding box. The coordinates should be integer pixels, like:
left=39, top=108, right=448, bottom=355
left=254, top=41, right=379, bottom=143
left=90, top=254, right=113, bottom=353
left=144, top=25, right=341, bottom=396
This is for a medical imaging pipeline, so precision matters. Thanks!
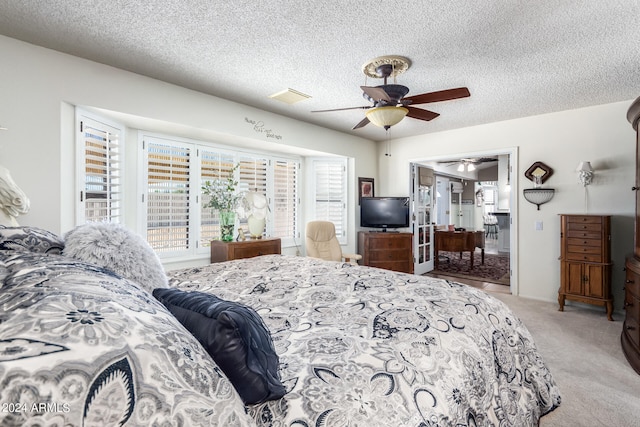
left=80, top=191, right=84, bottom=202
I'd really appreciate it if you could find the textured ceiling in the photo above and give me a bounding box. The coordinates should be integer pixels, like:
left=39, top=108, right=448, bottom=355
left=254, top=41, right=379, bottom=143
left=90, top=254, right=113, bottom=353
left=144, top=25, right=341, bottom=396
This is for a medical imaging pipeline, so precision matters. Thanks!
left=1, top=1, right=639, bottom=141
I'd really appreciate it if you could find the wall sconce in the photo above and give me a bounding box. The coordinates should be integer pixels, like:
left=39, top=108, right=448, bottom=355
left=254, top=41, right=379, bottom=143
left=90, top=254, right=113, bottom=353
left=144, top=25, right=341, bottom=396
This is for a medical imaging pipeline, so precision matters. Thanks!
left=577, top=161, right=594, bottom=186
left=577, top=161, right=594, bottom=213
left=523, top=161, right=555, bottom=210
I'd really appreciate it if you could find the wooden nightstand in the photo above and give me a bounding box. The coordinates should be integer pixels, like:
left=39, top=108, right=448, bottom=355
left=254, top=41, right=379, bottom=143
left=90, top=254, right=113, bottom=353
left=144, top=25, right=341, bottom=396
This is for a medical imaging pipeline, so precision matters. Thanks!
left=210, top=238, right=281, bottom=263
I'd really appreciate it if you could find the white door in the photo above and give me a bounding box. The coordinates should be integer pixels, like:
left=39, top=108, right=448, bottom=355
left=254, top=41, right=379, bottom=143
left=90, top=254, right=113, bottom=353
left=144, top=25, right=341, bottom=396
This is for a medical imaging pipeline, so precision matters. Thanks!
left=412, top=164, right=434, bottom=274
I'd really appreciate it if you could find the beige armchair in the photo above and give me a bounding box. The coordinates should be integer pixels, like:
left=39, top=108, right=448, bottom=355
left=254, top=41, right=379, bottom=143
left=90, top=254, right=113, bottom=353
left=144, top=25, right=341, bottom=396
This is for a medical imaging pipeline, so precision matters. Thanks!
left=305, top=221, right=362, bottom=265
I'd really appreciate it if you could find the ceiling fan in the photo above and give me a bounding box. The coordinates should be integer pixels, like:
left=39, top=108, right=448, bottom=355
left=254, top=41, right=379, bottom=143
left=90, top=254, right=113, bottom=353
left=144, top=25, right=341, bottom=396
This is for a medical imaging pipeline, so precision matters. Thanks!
left=438, top=157, right=498, bottom=172
left=312, top=55, right=470, bottom=130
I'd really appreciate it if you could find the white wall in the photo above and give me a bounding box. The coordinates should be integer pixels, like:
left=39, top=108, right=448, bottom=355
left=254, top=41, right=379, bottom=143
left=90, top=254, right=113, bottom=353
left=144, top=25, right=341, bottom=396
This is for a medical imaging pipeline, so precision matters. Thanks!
left=1, top=34, right=636, bottom=311
left=0, top=35, right=377, bottom=258
left=378, top=101, right=636, bottom=310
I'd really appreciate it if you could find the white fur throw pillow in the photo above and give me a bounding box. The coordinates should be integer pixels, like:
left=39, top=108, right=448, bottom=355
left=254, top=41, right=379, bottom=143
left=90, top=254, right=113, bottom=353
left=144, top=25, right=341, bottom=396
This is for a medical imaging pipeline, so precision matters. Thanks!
left=63, top=223, right=168, bottom=292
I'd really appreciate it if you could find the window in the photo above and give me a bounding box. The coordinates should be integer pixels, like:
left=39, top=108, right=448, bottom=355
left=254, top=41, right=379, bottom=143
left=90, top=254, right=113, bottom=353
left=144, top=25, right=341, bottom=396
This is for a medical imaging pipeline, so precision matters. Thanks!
left=312, top=158, right=347, bottom=244
left=273, top=159, right=299, bottom=243
left=141, top=133, right=300, bottom=258
left=200, top=149, right=236, bottom=247
left=145, top=138, right=193, bottom=254
left=76, top=112, right=123, bottom=223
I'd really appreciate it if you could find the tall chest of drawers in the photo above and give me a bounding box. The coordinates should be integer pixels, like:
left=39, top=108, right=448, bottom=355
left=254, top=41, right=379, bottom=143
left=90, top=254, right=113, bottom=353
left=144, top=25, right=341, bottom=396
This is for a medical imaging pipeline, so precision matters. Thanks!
left=623, top=96, right=640, bottom=374
left=558, top=214, right=612, bottom=320
left=623, top=258, right=640, bottom=374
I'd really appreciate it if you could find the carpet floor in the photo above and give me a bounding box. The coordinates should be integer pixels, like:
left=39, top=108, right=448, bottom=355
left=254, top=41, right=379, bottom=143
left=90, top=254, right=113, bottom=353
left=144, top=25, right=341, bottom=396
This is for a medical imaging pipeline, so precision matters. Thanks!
left=429, top=251, right=510, bottom=285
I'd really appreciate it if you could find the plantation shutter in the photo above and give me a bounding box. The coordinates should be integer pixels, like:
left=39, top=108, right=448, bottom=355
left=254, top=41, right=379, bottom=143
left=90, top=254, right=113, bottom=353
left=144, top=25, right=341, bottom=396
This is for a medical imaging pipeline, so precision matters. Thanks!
left=313, top=158, right=347, bottom=244
left=146, top=140, right=192, bottom=253
left=79, top=117, right=122, bottom=223
left=238, top=156, right=268, bottom=234
left=200, top=150, right=235, bottom=246
left=273, top=159, right=299, bottom=243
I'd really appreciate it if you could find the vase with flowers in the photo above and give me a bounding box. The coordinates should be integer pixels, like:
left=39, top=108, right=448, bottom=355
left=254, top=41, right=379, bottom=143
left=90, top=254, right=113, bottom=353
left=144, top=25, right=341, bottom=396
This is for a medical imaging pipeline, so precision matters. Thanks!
left=202, top=164, right=242, bottom=242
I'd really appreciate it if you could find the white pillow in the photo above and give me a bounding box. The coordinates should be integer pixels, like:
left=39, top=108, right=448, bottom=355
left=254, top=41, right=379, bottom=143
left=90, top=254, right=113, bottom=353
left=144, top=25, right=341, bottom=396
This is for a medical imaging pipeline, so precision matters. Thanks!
left=63, top=223, right=168, bottom=293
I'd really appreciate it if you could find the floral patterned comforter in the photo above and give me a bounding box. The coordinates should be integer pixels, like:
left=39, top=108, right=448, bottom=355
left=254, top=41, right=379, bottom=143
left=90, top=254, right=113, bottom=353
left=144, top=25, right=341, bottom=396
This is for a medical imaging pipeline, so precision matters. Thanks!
left=0, top=250, right=560, bottom=426
left=0, top=250, right=253, bottom=426
left=168, top=255, right=561, bottom=427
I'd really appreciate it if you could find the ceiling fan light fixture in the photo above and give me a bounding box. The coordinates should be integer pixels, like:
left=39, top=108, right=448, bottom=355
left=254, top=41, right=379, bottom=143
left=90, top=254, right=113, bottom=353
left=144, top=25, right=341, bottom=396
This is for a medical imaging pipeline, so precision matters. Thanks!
left=365, top=106, right=408, bottom=129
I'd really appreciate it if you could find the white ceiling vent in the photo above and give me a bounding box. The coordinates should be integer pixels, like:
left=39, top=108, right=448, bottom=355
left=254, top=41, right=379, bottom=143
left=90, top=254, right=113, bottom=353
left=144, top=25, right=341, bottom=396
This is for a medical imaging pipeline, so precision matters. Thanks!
left=269, top=88, right=311, bottom=104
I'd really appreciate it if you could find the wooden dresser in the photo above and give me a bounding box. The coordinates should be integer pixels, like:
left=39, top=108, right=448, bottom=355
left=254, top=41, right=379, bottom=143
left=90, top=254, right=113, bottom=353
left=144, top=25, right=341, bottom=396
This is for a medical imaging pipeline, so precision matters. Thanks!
left=210, top=238, right=281, bottom=263
left=358, top=231, right=413, bottom=274
left=623, top=96, right=640, bottom=374
left=558, top=214, right=612, bottom=320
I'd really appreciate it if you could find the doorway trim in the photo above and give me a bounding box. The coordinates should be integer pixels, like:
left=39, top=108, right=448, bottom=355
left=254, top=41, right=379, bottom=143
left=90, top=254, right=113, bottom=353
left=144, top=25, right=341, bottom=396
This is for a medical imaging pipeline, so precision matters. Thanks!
left=409, top=147, right=519, bottom=296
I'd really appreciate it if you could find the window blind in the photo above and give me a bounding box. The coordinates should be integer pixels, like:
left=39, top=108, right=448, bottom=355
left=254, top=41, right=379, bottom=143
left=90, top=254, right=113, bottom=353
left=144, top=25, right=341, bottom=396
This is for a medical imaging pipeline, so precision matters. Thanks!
left=273, top=159, right=299, bottom=242
left=200, top=150, right=236, bottom=246
left=313, top=159, right=347, bottom=244
left=79, top=117, right=122, bottom=223
left=146, top=141, right=191, bottom=253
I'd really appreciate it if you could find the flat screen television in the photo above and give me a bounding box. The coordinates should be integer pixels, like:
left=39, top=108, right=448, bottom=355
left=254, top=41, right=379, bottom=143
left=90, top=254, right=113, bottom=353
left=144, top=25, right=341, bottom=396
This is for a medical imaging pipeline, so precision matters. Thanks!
left=360, top=197, right=410, bottom=230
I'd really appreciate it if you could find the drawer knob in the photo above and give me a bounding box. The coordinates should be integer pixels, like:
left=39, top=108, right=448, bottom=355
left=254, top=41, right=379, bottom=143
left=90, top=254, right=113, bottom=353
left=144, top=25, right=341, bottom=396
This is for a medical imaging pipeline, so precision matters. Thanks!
left=625, top=302, right=633, bottom=307
left=627, top=325, right=636, bottom=331
left=626, top=279, right=635, bottom=284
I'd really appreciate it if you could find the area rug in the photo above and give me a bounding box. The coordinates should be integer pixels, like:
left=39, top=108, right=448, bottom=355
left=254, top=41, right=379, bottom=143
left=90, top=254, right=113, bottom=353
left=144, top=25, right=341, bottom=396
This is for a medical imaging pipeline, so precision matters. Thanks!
left=429, top=251, right=510, bottom=285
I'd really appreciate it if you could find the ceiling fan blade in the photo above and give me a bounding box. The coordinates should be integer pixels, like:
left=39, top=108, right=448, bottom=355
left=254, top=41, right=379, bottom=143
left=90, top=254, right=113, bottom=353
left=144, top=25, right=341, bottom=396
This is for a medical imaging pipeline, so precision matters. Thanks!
left=311, top=105, right=372, bottom=113
left=360, top=86, right=391, bottom=102
left=404, top=87, right=470, bottom=105
left=352, top=117, right=370, bottom=130
left=406, top=106, right=440, bottom=121
left=472, top=157, right=498, bottom=164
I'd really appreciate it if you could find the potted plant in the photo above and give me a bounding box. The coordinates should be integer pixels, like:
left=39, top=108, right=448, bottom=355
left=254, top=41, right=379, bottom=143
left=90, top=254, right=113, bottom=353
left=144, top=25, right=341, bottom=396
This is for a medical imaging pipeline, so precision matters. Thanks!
left=202, top=164, right=242, bottom=242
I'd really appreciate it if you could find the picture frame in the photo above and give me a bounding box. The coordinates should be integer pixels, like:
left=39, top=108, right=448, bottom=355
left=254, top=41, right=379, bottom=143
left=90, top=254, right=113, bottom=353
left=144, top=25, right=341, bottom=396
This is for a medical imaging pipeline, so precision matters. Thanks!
left=524, top=161, right=554, bottom=184
left=358, top=177, right=374, bottom=204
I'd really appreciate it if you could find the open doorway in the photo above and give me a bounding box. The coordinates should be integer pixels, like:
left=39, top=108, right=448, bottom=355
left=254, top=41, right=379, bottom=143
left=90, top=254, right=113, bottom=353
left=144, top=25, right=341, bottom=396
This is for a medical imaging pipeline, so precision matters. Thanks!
left=410, top=148, right=518, bottom=295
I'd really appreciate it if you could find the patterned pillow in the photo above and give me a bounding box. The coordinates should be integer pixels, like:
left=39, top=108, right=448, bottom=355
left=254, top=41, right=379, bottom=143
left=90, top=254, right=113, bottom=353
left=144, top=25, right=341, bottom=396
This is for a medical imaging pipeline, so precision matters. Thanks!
left=153, top=288, right=286, bottom=405
left=63, top=222, right=168, bottom=293
left=0, top=226, right=64, bottom=254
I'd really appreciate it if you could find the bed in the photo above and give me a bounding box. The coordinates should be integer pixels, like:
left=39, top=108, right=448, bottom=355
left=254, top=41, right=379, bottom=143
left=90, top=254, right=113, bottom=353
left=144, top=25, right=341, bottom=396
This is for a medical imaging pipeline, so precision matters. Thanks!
left=0, top=225, right=560, bottom=426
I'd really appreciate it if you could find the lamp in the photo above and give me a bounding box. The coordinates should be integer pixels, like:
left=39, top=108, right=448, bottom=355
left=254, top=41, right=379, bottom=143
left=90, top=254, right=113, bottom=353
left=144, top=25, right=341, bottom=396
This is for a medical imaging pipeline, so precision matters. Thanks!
left=523, top=188, right=555, bottom=210
left=576, top=161, right=594, bottom=186
left=365, top=106, right=409, bottom=130
left=457, top=161, right=476, bottom=172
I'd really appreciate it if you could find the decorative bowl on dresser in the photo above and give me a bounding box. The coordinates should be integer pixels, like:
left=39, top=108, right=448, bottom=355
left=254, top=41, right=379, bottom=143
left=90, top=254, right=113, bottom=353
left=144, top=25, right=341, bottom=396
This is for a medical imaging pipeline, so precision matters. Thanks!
left=623, top=95, right=640, bottom=374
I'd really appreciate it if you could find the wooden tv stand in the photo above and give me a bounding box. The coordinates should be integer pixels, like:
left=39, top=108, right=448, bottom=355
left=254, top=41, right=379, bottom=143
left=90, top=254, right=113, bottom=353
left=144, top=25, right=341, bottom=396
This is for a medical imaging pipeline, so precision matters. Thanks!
left=358, top=231, right=413, bottom=274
